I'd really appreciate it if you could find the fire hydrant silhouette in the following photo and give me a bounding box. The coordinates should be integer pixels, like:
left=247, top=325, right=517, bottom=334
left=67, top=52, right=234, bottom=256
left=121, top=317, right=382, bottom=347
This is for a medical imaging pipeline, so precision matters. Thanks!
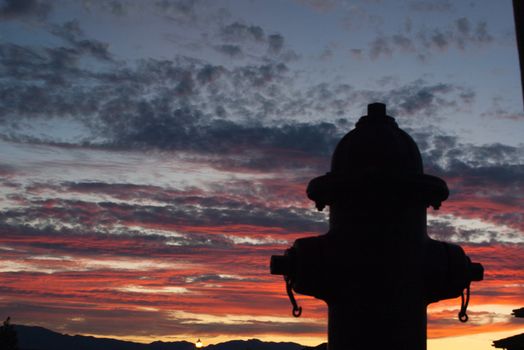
left=270, top=103, right=483, bottom=350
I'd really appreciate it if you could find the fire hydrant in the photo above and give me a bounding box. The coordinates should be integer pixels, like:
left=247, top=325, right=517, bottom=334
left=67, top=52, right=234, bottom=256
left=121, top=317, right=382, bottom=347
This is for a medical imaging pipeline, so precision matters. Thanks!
left=270, top=103, right=483, bottom=350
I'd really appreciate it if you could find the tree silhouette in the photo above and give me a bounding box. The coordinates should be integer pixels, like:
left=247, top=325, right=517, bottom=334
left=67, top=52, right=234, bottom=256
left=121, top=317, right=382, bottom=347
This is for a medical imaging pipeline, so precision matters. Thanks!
left=0, top=317, right=19, bottom=350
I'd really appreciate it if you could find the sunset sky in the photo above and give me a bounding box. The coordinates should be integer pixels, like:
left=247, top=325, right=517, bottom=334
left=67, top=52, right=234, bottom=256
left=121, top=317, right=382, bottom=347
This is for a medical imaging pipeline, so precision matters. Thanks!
left=0, top=0, right=523, bottom=349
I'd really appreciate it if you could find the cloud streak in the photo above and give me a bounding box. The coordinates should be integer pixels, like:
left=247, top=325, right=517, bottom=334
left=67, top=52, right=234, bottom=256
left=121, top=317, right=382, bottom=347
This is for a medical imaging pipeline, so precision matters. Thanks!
left=0, top=0, right=51, bottom=20
left=362, top=17, right=494, bottom=61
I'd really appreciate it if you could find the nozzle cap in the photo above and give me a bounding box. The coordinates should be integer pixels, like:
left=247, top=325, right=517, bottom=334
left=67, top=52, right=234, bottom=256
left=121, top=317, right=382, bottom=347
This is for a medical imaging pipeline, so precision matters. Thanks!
left=270, top=255, right=290, bottom=276
left=470, top=262, right=484, bottom=281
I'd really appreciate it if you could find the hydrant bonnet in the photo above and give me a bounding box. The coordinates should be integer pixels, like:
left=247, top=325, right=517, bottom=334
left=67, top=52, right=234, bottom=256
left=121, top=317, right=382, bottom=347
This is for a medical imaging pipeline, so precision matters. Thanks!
left=307, top=103, right=449, bottom=210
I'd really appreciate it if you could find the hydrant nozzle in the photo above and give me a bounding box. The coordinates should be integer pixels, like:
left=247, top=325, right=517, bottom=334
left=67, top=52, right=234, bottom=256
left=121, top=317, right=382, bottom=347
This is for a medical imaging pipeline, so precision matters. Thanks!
left=270, top=254, right=291, bottom=276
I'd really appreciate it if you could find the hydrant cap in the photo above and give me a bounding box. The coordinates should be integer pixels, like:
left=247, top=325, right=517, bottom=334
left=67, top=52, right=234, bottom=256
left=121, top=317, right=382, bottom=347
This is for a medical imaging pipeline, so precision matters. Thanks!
left=331, top=103, right=423, bottom=176
left=306, top=103, right=449, bottom=210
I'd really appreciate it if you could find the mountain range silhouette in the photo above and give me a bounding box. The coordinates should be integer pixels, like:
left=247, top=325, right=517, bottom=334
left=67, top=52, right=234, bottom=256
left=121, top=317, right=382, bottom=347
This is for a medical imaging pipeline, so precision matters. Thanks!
left=13, top=324, right=325, bottom=350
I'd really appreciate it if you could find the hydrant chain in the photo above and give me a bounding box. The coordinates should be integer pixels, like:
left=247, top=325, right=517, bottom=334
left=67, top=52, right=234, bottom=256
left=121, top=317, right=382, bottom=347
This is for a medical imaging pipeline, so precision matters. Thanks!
left=285, top=276, right=302, bottom=317
left=458, top=284, right=471, bottom=323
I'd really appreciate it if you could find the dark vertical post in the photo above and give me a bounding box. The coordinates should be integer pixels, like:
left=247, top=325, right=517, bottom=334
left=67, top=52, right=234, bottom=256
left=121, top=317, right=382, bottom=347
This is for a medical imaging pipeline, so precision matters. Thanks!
left=513, top=0, right=524, bottom=109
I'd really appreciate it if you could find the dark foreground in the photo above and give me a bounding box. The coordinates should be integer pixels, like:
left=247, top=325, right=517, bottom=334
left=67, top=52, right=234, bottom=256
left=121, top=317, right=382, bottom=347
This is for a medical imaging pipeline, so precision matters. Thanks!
left=11, top=324, right=326, bottom=350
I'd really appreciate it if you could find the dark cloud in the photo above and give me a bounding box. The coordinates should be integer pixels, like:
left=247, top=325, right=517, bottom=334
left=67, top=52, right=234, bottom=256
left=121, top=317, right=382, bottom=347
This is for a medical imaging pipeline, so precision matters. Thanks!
left=418, top=134, right=523, bottom=180
left=196, top=64, right=226, bottom=84
left=455, top=17, right=470, bottom=36
left=0, top=38, right=490, bottom=176
left=349, top=48, right=363, bottom=59
left=346, top=79, right=474, bottom=117
left=81, top=0, right=204, bottom=22
left=0, top=219, right=224, bottom=257
left=1, top=55, right=331, bottom=163
left=428, top=310, right=512, bottom=328
left=220, top=22, right=265, bottom=42
left=296, top=78, right=472, bottom=121
left=0, top=23, right=113, bottom=113
left=391, top=34, right=414, bottom=52
left=369, top=37, right=392, bottom=59
left=1, top=186, right=326, bottom=237
left=482, top=96, right=524, bottom=121
left=1, top=173, right=330, bottom=247
left=0, top=50, right=311, bottom=164
left=0, top=42, right=476, bottom=169
left=294, top=0, right=337, bottom=12
left=218, top=22, right=290, bottom=58
left=385, top=81, right=460, bottom=115
left=155, top=0, right=199, bottom=21
left=364, top=17, right=494, bottom=60
left=0, top=163, right=17, bottom=177
left=11, top=129, right=518, bottom=247
left=0, top=0, right=51, bottom=20
left=80, top=0, right=130, bottom=16
left=408, top=0, right=453, bottom=12
left=419, top=17, right=493, bottom=52
left=0, top=83, right=81, bottom=119
left=412, top=132, right=524, bottom=234
left=49, top=20, right=113, bottom=61
left=268, top=34, right=285, bottom=54
left=105, top=0, right=127, bottom=16
left=427, top=217, right=521, bottom=244
left=105, top=109, right=339, bottom=160
left=214, top=44, right=243, bottom=58
left=340, top=4, right=383, bottom=31
left=182, top=274, right=261, bottom=283
left=233, top=62, right=288, bottom=87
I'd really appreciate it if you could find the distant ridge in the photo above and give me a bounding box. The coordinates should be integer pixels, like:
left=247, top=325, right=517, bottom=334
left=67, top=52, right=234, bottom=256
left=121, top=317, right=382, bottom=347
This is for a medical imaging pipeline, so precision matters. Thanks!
left=206, top=338, right=304, bottom=350
left=14, top=324, right=309, bottom=350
